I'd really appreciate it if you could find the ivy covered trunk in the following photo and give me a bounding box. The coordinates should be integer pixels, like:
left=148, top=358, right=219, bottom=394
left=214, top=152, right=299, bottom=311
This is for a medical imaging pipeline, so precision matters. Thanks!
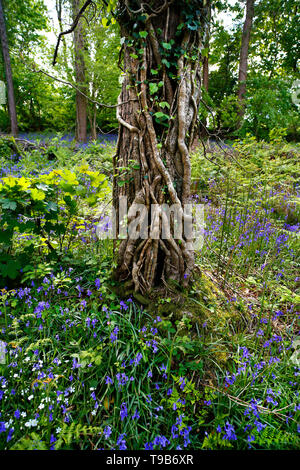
left=113, top=0, right=208, bottom=293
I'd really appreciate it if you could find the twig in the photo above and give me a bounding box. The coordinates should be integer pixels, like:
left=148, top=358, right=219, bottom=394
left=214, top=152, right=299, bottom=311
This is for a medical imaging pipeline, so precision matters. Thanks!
left=203, top=382, right=297, bottom=422
left=35, top=67, right=137, bottom=109
left=53, top=0, right=94, bottom=66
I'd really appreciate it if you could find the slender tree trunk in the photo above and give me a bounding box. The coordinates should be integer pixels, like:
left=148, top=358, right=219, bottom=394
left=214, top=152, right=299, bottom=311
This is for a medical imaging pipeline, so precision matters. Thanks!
left=200, top=0, right=211, bottom=138
left=56, top=0, right=69, bottom=67
left=237, top=0, right=255, bottom=120
left=113, top=1, right=208, bottom=294
left=0, top=0, right=18, bottom=136
left=72, top=0, right=87, bottom=142
left=202, top=1, right=211, bottom=93
left=202, top=56, right=209, bottom=91
left=88, top=103, right=97, bottom=140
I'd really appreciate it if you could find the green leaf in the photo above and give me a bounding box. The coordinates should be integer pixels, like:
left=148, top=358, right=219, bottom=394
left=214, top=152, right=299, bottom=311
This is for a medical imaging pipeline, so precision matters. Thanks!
left=159, top=101, right=170, bottom=109
left=45, top=201, right=58, bottom=212
left=149, top=83, right=159, bottom=95
left=139, top=31, right=148, bottom=39
left=154, top=111, right=169, bottom=120
left=1, top=199, right=17, bottom=210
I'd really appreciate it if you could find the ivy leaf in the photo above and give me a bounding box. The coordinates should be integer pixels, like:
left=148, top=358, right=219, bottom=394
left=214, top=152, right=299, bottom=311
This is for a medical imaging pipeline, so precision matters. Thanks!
left=139, top=31, right=148, bottom=39
left=149, top=83, right=159, bottom=95
left=159, top=101, right=170, bottom=109
left=154, top=111, right=169, bottom=120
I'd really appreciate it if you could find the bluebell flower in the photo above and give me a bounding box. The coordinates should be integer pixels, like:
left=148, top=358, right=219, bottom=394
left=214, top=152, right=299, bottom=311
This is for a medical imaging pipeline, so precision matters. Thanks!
left=132, top=409, right=140, bottom=420
left=117, top=433, right=127, bottom=450
left=120, top=402, right=128, bottom=421
left=222, top=421, right=237, bottom=441
left=103, top=425, right=112, bottom=439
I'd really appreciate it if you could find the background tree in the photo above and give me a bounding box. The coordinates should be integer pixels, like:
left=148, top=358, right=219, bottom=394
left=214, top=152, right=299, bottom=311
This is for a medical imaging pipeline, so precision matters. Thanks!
left=84, top=15, right=121, bottom=137
left=72, top=0, right=88, bottom=142
left=237, top=0, right=255, bottom=121
left=0, top=0, right=18, bottom=135
left=0, top=0, right=48, bottom=133
left=200, top=0, right=299, bottom=139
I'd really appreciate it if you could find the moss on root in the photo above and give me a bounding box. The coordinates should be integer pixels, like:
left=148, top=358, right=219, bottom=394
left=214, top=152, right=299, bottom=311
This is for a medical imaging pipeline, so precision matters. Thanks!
left=112, top=270, right=245, bottom=343
left=113, top=270, right=250, bottom=369
left=127, top=271, right=239, bottom=330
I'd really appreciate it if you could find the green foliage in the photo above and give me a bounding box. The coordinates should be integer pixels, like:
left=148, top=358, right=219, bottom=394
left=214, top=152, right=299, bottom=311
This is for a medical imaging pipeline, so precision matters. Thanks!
left=11, top=433, right=48, bottom=450
left=241, top=76, right=300, bottom=140
left=0, top=137, right=299, bottom=450
left=0, top=0, right=299, bottom=453
left=203, top=0, right=300, bottom=141
left=0, top=166, right=109, bottom=283
left=218, top=94, right=241, bottom=132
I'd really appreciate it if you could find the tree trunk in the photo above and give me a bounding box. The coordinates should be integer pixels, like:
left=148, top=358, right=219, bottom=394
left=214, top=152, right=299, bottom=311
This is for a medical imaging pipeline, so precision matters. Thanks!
left=237, top=0, right=255, bottom=120
left=200, top=0, right=211, bottom=138
left=56, top=0, right=69, bottom=66
left=72, top=0, right=87, bottom=142
left=202, top=0, right=211, bottom=93
left=113, top=1, right=208, bottom=294
left=88, top=102, right=97, bottom=140
left=0, top=0, right=18, bottom=136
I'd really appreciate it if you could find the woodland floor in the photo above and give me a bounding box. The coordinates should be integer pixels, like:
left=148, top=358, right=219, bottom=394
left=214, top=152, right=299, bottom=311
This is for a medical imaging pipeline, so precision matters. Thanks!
left=0, top=133, right=299, bottom=450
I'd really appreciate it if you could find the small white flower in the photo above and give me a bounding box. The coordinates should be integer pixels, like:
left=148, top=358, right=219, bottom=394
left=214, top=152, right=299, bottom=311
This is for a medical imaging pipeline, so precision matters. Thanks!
left=28, top=394, right=34, bottom=401
left=25, top=419, right=38, bottom=428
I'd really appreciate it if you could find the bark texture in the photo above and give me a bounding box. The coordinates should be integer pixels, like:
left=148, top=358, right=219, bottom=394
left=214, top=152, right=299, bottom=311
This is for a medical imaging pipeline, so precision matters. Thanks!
left=237, top=0, right=255, bottom=120
left=0, top=0, right=18, bottom=136
left=113, top=0, right=208, bottom=294
left=72, top=0, right=87, bottom=142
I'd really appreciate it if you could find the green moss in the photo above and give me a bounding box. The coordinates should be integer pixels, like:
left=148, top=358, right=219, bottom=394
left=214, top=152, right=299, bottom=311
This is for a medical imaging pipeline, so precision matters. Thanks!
left=142, top=271, right=236, bottom=332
